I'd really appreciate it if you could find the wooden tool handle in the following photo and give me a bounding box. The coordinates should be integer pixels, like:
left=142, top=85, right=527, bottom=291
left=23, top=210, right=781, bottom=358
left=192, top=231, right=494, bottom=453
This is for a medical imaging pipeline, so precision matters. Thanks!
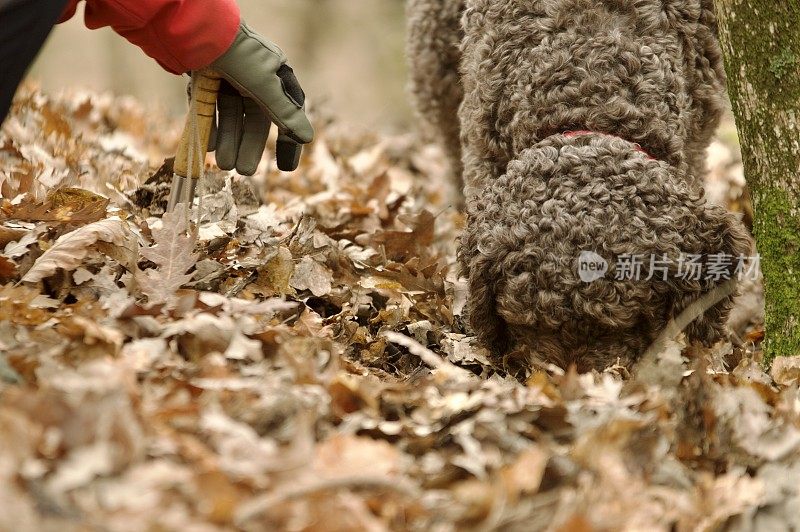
left=174, top=69, right=222, bottom=179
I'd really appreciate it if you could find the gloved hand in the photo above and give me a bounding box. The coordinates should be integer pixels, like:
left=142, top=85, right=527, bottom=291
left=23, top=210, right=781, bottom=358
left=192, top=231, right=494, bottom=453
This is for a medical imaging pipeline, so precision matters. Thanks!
left=207, top=21, right=314, bottom=175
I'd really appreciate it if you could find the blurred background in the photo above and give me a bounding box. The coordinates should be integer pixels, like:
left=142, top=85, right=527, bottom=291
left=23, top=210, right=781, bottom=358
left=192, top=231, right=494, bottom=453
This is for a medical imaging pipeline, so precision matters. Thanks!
left=29, top=0, right=412, bottom=132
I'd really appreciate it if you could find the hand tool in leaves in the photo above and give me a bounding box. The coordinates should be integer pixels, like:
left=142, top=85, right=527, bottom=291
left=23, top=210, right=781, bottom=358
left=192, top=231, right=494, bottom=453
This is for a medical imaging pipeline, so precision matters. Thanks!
left=166, top=22, right=313, bottom=212
left=167, top=69, right=221, bottom=212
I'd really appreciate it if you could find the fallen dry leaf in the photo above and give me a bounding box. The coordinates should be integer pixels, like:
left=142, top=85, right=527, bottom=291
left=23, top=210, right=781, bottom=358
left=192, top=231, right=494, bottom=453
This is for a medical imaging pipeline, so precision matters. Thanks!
left=1, top=187, right=109, bottom=223
left=290, top=255, right=334, bottom=297
left=135, top=205, right=198, bottom=304
left=21, top=216, right=134, bottom=282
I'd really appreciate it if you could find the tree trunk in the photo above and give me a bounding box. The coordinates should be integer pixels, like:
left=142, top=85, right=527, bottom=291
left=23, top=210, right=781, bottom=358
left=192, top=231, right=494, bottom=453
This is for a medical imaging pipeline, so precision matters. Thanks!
left=712, top=0, right=800, bottom=364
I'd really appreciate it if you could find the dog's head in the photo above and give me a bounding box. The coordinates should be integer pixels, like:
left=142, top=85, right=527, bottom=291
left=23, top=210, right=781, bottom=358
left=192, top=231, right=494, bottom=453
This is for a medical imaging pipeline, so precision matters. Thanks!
left=461, top=134, right=752, bottom=371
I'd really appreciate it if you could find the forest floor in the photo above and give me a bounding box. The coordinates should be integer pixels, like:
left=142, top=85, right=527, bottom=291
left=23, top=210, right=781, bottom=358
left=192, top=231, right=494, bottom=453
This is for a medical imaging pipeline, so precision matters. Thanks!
left=1, top=88, right=798, bottom=531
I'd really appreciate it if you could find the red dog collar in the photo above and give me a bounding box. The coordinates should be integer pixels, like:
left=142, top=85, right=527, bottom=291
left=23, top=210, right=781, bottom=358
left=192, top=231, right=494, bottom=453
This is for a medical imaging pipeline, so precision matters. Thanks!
left=563, top=130, right=656, bottom=160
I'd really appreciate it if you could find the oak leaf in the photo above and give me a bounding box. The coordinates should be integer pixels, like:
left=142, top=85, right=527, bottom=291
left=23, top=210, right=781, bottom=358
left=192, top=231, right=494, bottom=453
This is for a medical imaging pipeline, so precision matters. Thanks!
left=135, top=206, right=198, bottom=305
left=1, top=188, right=109, bottom=223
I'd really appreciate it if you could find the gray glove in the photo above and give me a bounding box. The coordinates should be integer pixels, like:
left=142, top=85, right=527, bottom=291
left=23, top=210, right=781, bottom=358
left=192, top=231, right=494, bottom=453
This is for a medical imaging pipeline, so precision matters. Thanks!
left=209, top=21, right=314, bottom=175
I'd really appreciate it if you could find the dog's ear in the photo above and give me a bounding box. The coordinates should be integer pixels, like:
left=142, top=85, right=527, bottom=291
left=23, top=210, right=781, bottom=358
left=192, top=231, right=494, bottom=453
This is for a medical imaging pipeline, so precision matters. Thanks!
left=681, top=203, right=754, bottom=344
left=459, top=207, right=512, bottom=358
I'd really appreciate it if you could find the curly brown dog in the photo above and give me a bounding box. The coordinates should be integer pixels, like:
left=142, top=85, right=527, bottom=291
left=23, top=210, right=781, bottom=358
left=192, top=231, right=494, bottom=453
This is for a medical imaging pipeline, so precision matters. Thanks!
left=406, top=0, right=752, bottom=371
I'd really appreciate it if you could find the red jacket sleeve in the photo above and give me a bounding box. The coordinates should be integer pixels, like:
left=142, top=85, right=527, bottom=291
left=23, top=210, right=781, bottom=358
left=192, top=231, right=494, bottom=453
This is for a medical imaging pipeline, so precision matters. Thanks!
left=59, top=0, right=240, bottom=74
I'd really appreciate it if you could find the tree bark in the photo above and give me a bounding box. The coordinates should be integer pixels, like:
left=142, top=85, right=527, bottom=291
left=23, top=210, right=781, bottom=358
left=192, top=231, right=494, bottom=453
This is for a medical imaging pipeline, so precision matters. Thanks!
left=712, top=0, right=800, bottom=363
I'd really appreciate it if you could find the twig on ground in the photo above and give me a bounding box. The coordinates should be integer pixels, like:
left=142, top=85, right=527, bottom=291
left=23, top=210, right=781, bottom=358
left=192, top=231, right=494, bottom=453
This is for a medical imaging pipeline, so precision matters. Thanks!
left=235, top=475, right=422, bottom=525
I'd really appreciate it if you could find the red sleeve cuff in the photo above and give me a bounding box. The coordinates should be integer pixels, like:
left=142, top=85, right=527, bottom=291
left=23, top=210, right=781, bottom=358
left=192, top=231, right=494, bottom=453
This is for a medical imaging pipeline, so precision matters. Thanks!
left=60, top=0, right=241, bottom=74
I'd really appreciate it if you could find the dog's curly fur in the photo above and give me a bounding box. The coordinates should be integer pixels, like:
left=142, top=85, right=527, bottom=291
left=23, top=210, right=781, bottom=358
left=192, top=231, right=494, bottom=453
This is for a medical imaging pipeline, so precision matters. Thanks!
left=407, top=0, right=752, bottom=371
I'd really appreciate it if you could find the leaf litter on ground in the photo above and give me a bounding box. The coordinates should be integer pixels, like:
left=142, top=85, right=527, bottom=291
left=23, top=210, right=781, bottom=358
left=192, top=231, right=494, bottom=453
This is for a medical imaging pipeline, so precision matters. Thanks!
left=0, top=86, right=785, bottom=532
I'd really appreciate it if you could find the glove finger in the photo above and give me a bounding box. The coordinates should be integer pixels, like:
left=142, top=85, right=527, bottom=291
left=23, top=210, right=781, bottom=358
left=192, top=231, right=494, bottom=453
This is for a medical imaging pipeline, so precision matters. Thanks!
left=272, top=64, right=312, bottom=144
left=236, top=98, right=270, bottom=176
left=215, top=81, right=244, bottom=171
left=276, top=133, right=302, bottom=172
